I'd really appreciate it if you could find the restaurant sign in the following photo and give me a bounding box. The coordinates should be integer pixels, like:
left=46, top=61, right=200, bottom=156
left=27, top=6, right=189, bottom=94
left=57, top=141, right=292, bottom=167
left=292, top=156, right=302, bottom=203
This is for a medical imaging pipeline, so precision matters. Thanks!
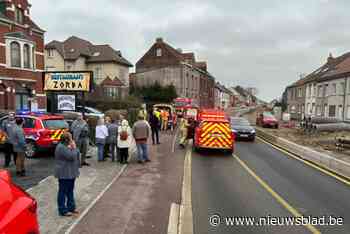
left=44, top=72, right=92, bottom=92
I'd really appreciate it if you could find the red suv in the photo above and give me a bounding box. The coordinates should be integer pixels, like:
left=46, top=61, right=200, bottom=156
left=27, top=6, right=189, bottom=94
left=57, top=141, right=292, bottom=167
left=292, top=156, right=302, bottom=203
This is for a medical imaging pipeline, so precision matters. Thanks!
left=0, top=170, right=40, bottom=234
left=0, top=112, right=69, bottom=158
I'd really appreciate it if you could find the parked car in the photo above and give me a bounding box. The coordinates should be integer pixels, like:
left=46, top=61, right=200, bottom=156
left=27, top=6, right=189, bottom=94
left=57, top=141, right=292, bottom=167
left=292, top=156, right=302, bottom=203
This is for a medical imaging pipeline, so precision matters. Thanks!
left=230, top=117, right=255, bottom=141
left=256, top=111, right=279, bottom=128
left=0, top=170, right=40, bottom=234
left=0, top=111, right=69, bottom=158
left=75, top=106, right=104, bottom=118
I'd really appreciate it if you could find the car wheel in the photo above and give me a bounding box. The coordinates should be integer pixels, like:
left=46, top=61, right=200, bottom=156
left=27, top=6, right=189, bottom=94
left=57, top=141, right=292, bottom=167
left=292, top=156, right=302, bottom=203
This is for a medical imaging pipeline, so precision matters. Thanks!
left=227, top=148, right=234, bottom=155
left=25, top=141, right=37, bottom=158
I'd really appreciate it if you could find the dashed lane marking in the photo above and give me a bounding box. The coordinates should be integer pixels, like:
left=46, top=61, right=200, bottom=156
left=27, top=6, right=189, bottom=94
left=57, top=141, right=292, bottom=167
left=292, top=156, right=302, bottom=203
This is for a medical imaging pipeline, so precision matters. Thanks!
left=233, top=153, right=321, bottom=234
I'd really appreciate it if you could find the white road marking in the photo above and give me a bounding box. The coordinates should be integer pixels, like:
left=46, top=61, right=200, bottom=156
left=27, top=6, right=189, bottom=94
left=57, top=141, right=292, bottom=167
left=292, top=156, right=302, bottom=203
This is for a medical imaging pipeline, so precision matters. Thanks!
left=179, top=146, right=193, bottom=234
left=167, top=203, right=180, bottom=234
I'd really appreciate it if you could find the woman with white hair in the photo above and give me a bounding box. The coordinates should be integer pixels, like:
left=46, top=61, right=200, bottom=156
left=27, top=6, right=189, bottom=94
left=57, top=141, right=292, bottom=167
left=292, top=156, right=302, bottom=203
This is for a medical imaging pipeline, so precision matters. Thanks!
left=95, top=117, right=108, bottom=162
left=117, top=119, right=132, bottom=164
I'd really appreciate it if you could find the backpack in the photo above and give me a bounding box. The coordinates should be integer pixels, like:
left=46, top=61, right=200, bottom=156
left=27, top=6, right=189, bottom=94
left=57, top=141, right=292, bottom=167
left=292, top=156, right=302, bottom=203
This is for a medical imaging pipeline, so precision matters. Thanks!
left=0, top=130, right=7, bottom=144
left=120, top=127, right=128, bottom=141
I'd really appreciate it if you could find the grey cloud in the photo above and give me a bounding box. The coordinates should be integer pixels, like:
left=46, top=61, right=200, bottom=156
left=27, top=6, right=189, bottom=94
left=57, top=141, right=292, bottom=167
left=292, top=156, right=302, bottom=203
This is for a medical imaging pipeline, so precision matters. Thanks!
left=30, top=0, right=350, bottom=101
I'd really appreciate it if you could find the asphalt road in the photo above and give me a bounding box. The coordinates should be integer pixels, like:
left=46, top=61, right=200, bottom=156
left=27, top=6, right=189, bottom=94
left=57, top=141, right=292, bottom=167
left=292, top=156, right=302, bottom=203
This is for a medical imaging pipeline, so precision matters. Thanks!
left=0, top=152, right=55, bottom=190
left=192, top=139, right=350, bottom=234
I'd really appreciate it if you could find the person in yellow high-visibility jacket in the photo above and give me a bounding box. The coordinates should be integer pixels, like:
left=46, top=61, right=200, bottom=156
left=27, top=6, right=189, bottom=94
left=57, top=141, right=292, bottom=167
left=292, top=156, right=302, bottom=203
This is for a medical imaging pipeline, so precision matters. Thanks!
left=179, top=118, right=189, bottom=148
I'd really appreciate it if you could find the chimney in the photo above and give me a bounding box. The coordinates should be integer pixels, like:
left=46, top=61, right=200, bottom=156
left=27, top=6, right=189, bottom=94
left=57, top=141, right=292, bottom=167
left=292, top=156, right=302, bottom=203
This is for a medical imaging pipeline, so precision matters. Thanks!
left=156, top=37, right=163, bottom=43
left=177, top=48, right=182, bottom=53
left=327, top=52, right=334, bottom=63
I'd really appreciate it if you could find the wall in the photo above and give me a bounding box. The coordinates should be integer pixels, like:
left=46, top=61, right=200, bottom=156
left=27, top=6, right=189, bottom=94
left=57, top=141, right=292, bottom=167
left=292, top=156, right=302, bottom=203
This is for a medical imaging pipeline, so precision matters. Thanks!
left=45, top=49, right=65, bottom=71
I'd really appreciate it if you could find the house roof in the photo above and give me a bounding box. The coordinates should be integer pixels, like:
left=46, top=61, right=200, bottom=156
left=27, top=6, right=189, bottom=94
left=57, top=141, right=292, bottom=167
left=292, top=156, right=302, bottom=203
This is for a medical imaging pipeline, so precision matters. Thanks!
left=100, top=77, right=124, bottom=86
left=287, top=53, right=350, bottom=88
left=45, top=36, right=133, bottom=67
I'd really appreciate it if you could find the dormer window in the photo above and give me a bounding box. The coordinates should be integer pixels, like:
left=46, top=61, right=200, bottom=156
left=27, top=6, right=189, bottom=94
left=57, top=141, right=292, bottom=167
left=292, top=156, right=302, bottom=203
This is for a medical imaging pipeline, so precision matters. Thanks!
left=156, top=48, right=162, bottom=57
left=15, top=7, right=24, bottom=24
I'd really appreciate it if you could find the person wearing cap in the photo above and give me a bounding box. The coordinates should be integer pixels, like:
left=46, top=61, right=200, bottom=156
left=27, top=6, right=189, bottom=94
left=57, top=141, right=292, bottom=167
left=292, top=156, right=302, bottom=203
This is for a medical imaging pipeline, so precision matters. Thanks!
left=132, top=114, right=151, bottom=164
left=1, top=112, right=17, bottom=167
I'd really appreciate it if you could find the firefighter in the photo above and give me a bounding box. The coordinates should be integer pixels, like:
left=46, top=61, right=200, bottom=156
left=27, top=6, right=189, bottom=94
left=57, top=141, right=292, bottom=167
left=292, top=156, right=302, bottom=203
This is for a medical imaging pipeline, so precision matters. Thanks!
left=179, top=118, right=190, bottom=148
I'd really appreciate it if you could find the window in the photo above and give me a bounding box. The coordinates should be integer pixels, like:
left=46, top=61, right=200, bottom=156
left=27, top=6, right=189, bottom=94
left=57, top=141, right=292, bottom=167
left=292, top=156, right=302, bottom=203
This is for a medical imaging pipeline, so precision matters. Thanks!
left=329, top=105, right=336, bottom=117
left=313, top=85, right=316, bottom=97
left=317, top=85, right=322, bottom=97
left=23, top=118, right=35, bottom=128
left=324, top=84, right=328, bottom=96
left=347, top=106, right=350, bottom=119
left=15, top=7, right=24, bottom=24
left=332, top=83, right=336, bottom=95
left=105, top=87, right=118, bottom=98
left=338, top=105, right=343, bottom=119
left=48, top=49, right=54, bottom=57
left=340, top=82, right=345, bottom=94
left=156, top=48, right=162, bottom=57
left=23, top=44, right=31, bottom=68
left=298, top=88, right=302, bottom=97
left=312, top=103, right=315, bottom=115
left=316, top=105, right=321, bottom=116
left=94, top=67, right=101, bottom=80
left=10, top=41, right=21, bottom=67
left=15, top=94, right=29, bottom=110
left=32, top=47, right=35, bottom=69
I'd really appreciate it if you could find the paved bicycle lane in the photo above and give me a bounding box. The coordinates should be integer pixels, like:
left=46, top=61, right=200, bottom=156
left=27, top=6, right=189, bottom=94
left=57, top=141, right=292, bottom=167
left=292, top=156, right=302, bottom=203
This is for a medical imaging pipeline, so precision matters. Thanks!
left=70, top=131, right=185, bottom=234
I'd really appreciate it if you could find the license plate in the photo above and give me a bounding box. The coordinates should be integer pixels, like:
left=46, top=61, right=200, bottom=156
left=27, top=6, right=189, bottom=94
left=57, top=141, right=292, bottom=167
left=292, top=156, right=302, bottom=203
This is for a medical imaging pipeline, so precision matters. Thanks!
left=240, top=134, right=249, bottom=137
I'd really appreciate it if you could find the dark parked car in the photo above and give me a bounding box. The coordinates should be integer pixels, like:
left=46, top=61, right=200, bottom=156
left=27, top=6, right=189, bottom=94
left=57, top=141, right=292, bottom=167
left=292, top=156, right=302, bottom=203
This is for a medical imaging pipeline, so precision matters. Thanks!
left=230, top=117, right=256, bottom=141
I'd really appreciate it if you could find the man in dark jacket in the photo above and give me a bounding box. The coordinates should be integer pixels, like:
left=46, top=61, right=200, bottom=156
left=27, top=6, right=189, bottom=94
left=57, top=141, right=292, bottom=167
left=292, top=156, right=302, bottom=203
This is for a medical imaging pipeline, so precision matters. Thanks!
left=70, top=114, right=90, bottom=167
left=106, top=118, right=119, bottom=162
left=1, top=112, right=17, bottom=167
left=149, top=110, right=160, bottom=145
left=54, top=132, right=80, bottom=217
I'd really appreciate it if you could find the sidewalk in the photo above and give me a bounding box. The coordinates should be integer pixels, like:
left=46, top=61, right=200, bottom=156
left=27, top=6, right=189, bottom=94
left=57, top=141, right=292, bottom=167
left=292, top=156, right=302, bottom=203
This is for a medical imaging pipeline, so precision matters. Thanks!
left=28, top=147, right=126, bottom=234
left=70, top=131, right=185, bottom=234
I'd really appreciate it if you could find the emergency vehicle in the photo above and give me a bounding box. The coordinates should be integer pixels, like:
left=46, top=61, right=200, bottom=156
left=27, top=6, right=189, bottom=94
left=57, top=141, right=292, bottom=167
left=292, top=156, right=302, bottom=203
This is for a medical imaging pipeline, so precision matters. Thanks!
left=0, top=111, right=69, bottom=158
left=193, top=109, right=235, bottom=153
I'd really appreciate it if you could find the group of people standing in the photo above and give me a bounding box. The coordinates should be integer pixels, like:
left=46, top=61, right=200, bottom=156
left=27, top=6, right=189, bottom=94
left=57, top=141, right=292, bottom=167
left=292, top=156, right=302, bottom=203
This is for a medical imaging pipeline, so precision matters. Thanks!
left=54, top=112, right=153, bottom=217
left=1, top=112, right=27, bottom=177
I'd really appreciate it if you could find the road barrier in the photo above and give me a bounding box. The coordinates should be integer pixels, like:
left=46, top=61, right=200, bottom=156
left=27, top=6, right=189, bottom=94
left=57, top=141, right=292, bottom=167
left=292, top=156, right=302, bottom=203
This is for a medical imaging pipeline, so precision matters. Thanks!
left=255, top=128, right=350, bottom=180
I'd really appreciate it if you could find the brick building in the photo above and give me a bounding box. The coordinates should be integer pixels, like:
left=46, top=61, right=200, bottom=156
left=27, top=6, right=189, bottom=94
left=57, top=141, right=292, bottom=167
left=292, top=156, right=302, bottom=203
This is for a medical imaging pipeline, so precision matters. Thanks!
left=134, top=38, right=215, bottom=108
left=0, top=0, right=46, bottom=111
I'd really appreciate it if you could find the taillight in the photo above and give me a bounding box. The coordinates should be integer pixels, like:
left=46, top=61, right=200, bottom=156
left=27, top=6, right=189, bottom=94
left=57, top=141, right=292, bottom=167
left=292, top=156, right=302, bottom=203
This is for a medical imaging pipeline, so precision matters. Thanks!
left=28, top=200, right=37, bottom=214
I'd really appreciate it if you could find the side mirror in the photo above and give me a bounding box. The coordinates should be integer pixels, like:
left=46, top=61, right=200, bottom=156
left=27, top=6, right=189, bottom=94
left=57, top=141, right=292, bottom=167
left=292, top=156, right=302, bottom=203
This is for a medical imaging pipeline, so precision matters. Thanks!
left=0, top=170, right=11, bottom=183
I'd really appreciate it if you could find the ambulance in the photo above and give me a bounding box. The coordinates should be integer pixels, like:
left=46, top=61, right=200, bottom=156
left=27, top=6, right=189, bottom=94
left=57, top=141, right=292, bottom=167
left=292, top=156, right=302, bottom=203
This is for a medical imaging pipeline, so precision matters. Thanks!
left=193, top=109, right=235, bottom=153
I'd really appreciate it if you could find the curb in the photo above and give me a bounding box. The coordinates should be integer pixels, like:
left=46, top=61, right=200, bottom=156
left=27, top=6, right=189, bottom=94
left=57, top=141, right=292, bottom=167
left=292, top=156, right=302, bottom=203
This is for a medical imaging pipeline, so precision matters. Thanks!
left=256, top=127, right=350, bottom=183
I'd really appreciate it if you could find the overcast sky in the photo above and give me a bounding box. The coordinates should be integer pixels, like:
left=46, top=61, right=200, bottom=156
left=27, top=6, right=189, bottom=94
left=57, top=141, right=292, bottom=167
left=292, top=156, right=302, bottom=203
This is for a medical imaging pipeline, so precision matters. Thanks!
left=31, top=0, right=350, bottom=101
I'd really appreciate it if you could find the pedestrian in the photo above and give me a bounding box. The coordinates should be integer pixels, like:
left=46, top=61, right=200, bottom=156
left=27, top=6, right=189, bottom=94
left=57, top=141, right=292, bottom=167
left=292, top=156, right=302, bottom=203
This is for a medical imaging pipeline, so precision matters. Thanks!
left=13, top=118, right=26, bottom=176
left=132, top=114, right=151, bottom=164
left=104, top=116, right=112, bottom=159
left=54, top=132, right=80, bottom=217
left=161, top=110, right=169, bottom=131
left=95, top=118, right=108, bottom=162
left=71, top=113, right=90, bottom=167
left=138, top=104, right=148, bottom=120
left=1, top=112, right=17, bottom=167
left=149, top=109, right=160, bottom=145
left=179, top=118, right=189, bottom=148
left=107, top=118, right=119, bottom=162
left=117, top=119, right=132, bottom=164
